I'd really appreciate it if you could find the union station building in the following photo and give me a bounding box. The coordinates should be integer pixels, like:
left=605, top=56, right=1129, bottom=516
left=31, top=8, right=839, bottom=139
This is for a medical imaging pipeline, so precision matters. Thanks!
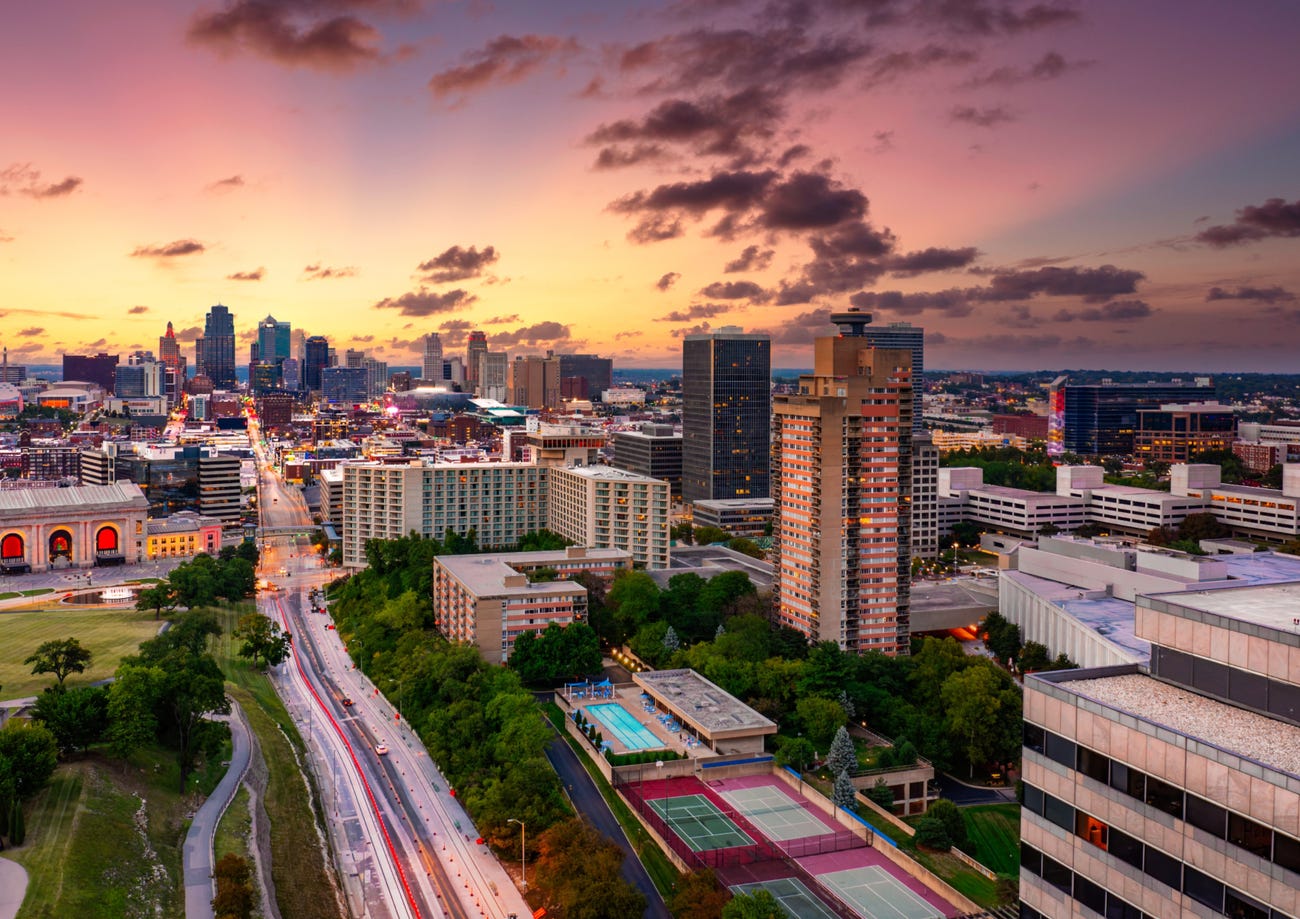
left=0, top=483, right=149, bottom=574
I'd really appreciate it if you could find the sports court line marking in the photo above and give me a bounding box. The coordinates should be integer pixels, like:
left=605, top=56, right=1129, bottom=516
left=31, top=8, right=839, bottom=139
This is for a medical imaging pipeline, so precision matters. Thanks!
left=648, top=794, right=754, bottom=852
left=718, top=786, right=831, bottom=842
left=816, top=865, right=942, bottom=919
left=730, top=878, right=840, bottom=919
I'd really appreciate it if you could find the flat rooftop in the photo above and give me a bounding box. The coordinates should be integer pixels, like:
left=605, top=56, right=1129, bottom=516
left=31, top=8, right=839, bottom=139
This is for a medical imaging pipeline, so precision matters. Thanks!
left=1053, top=672, right=1300, bottom=778
left=435, top=555, right=587, bottom=598
left=1003, top=570, right=1150, bottom=661
left=634, top=669, right=776, bottom=737
left=973, top=484, right=1080, bottom=502
left=1150, top=581, right=1300, bottom=636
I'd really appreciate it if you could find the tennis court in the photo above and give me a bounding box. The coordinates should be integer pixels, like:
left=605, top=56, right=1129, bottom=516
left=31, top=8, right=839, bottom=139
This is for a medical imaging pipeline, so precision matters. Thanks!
left=730, top=877, right=840, bottom=919
left=718, top=784, right=833, bottom=842
left=648, top=794, right=754, bottom=852
left=816, top=866, right=943, bottom=919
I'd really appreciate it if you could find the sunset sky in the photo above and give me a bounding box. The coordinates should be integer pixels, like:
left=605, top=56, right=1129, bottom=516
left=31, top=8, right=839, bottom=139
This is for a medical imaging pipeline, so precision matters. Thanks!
left=2, top=0, right=1299, bottom=372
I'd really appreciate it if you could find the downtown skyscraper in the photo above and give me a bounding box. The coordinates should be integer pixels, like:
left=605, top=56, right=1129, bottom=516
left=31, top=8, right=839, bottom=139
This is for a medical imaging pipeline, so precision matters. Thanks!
left=195, top=304, right=236, bottom=388
left=771, top=309, right=913, bottom=655
left=681, top=326, right=771, bottom=504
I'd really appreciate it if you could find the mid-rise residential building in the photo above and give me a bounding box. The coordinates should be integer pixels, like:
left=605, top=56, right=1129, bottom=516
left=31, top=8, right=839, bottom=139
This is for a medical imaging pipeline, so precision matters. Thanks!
left=609, top=423, right=683, bottom=496
left=341, top=461, right=546, bottom=568
left=546, top=464, right=670, bottom=569
left=1134, top=402, right=1236, bottom=464
left=912, top=432, right=940, bottom=559
left=524, top=423, right=605, bottom=468
left=318, top=467, right=344, bottom=525
left=690, top=498, right=773, bottom=539
left=771, top=309, right=912, bottom=654
left=432, top=546, right=632, bottom=664
left=1020, top=580, right=1300, bottom=919
left=1064, top=380, right=1213, bottom=455
left=682, top=326, right=771, bottom=504
left=195, top=304, right=237, bottom=388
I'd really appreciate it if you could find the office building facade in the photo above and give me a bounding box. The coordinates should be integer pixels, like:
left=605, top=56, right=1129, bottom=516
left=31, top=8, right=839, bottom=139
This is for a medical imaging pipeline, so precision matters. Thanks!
left=682, top=327, right=771, bottom=504
left=1020, top=581, right=1300, bottom=919
left=466, top=330, right=487, bottom=389
left=864, top=321, right=925, bottom=431
left=1064, top=381, right=1213, bottom=455
left=195, top=304, right=237, bottom=388
left=62, top=352, right=118, bottom=392
left=303, top=336, right=330, bottom=391
left=322, top=366, right=368, bottom=404
left=610, top=423, right=683, bottom=496
left=771, top=310, right=912, bottom=654
left=422, top=333, right=443, bottom=382
left=1134, top=402, right=1236, bottom=464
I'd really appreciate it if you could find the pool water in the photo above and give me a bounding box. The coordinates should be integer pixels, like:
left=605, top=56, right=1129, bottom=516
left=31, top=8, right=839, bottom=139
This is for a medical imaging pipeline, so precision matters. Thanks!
left=586, top=702, right=664, bottom=751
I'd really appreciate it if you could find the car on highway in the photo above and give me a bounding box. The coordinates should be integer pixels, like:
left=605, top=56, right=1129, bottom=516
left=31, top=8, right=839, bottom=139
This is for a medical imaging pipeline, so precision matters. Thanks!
left=375, top=742, right=389, bottom=755
left=341, top=696, right=353, bottom=707
left=325, top=623, right=335, bottom=630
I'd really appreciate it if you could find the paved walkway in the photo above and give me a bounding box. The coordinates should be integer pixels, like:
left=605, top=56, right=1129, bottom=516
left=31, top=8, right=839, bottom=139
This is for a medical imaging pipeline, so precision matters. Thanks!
left=183, top=701, right=252, bottom=919
left=0, top=857, right=28, bottom=919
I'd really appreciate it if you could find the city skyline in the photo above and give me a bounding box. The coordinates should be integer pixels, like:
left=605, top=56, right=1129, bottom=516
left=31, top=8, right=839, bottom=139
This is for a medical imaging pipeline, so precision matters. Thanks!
left=3, top=0, right=1299, bottom=372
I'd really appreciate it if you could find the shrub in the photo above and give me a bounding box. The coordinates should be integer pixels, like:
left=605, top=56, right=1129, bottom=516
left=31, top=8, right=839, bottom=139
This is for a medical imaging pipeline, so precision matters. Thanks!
left=913, top=816, right=950, bottom=850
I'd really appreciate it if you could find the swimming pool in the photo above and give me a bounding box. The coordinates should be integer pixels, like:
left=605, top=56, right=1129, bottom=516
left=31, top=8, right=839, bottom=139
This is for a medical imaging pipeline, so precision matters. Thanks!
left=586, top=702, right=665, bottom=751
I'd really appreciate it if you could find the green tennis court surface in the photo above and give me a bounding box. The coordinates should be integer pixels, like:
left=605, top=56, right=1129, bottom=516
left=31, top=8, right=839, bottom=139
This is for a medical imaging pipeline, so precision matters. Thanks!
left=648, top=794, right=753, bottom=851
left=719, top=785, right=831, bottom=842
left=817, top=865, right=942, bottom=919
left=730, top=877, right=840, bottom=919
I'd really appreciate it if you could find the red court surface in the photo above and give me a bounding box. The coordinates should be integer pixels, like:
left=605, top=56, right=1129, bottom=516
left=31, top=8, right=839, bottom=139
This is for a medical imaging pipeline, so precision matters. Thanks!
left=630, top=773, right=963, bottom=919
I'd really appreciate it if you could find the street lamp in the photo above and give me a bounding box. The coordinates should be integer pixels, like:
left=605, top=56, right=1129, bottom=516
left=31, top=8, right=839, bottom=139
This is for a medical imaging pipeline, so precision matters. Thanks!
left=388, top=676, right=405, bottom=722
left=508, top=818, right=526, bottom=890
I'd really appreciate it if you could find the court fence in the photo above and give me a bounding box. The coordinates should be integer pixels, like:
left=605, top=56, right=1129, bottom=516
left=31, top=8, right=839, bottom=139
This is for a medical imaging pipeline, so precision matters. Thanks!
left=614, top=775, right=870, bottom=919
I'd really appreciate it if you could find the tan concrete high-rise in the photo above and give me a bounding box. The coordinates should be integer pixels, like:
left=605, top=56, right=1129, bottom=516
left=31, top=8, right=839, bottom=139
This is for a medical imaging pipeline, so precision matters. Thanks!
left=771, top=309, right=913, bottom=654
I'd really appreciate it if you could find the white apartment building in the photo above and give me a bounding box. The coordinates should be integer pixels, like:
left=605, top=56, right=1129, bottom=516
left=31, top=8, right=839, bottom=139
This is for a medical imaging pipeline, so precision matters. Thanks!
left=341, top=461, right=546, bottom=568
left=546, top=464, right=670, bottom=569
left=318, top=466, right=344, bottom=525
left=912, top=432, right=940, bottom=558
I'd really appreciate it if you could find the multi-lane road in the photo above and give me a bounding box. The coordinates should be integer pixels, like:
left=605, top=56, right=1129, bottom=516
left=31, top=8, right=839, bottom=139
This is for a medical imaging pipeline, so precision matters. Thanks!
left=250, top=420, right=528, bottom=919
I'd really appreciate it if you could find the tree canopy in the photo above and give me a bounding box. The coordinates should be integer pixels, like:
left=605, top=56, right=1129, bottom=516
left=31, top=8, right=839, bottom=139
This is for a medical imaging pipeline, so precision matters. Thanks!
left=25, top=637, right=92, bottom=688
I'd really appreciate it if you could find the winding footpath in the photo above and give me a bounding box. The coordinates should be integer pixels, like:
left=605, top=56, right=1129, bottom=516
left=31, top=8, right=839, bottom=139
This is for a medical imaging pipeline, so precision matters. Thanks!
left=183, top=700, right=253, bottom=919
left=0, top=857, right=28, bottom=919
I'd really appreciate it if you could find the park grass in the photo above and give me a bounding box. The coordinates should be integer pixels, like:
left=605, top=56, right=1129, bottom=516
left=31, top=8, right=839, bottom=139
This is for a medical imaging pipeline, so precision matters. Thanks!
left=8, top=742, right=222, bottom=919
left=541, top=701, right=681, bottom=898
left=214, top=784, right=255, bottom=863
left=961, top=802, right=1020, bottom=876
left=0, top=606, right=162, bottom=698
left=212, top=604, right=346, bottom=919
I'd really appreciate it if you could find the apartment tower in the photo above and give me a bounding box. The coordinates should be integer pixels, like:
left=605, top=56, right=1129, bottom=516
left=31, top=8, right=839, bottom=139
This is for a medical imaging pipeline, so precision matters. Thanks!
left=771, top=309, right=913, bottom=654
left=682, top=326, right=771, bottom=504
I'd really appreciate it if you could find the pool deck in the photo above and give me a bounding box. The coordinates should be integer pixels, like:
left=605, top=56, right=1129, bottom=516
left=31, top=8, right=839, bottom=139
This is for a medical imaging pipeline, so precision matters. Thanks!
left=560, top=682, right=711, bottom=758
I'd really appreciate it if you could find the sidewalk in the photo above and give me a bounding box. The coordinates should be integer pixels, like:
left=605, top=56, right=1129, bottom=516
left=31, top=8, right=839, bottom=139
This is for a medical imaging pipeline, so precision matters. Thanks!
left=0, top=857, right=27, bottom=919
left=182, top=701, right=253, bottom=919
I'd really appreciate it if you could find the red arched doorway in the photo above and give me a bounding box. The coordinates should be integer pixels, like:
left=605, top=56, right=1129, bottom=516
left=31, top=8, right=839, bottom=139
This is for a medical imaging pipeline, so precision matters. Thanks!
left=95, top=525, right=125, bottom=566
left=48, top=528, right=73, bottom=562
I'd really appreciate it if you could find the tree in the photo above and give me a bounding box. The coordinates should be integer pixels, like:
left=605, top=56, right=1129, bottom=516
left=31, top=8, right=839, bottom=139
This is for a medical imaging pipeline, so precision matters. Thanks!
left=982, top=611, right=1022, bottom=665
left=774, top=735, right=815, bottom=774
left=135, top=584, right=178, bottom=620
left=602, top=570, right=660, bottom=645
left=826, top=726, right=856, bottom=777
left=1018, top=641, right=1051, bottom=673
left=693, top=526, right=730, bottom=546
left=532, top=817, right=646, bottom=919
left=670, top=522, right=694, bottom=544
left=833, top=769, right=857, bottom=811
left=727, top=537, right=764, bottom=559
left=0, top=722, right=59, bottom=800
left=671, top=869, right=730, bottom=919
left=107, top=663, right=162, bottom=759
left=25, top=637, right=92, bottom=688
left=927, top=799, right=968, bottom=851
left=169, top=554, right=220, bottom=608
left=950, top=520, right=982, bottom=547
left=794, top=696, right=846, bottom=751
left=942, top=663, right=1016, bottom=774
left=516, top=529, right=572, bottom=552
left=1177, top=512, right=1230, bottom=542
left=212, top=853, right=254, bottom=919
left=914, top=816, right=951, bottom=850
left=233, top=613, right=292, bottom=669
left=31, top=686, right=109, bottom=756
left=663, top=625, right=681, bottom=653
left=867, top=778, right=895, bottom=809
left=722, top=889, right=788, bottom=919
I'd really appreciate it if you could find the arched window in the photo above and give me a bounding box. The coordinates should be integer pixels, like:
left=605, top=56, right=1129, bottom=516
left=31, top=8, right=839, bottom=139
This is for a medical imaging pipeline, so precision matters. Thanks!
left=49, top=529, right=73, bottom=559
left=96, top=526, right=119, bottom=552
left=0, top=533, right=23, bottom=560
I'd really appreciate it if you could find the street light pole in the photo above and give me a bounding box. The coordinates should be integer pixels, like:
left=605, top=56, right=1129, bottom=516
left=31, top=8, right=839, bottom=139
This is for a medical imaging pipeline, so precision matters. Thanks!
left=508, top=818, right=526, bottom=890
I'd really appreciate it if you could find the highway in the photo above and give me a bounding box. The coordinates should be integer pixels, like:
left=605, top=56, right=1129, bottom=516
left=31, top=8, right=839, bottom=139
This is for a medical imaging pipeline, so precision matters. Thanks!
left=250, top=417, right=528, bottom=919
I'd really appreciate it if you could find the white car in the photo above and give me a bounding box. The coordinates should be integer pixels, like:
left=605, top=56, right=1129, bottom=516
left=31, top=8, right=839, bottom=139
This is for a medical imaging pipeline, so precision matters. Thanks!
left=375, top=742, right=390, bottom=755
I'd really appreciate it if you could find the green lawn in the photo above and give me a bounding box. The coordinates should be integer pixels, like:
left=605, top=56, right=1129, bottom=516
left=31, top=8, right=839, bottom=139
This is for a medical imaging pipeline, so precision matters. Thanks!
left=961, top=803, right=1021, bottom=876
left=0, top=606, right=162, bottom=698
left=8, top=742, right=223, bottom=919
